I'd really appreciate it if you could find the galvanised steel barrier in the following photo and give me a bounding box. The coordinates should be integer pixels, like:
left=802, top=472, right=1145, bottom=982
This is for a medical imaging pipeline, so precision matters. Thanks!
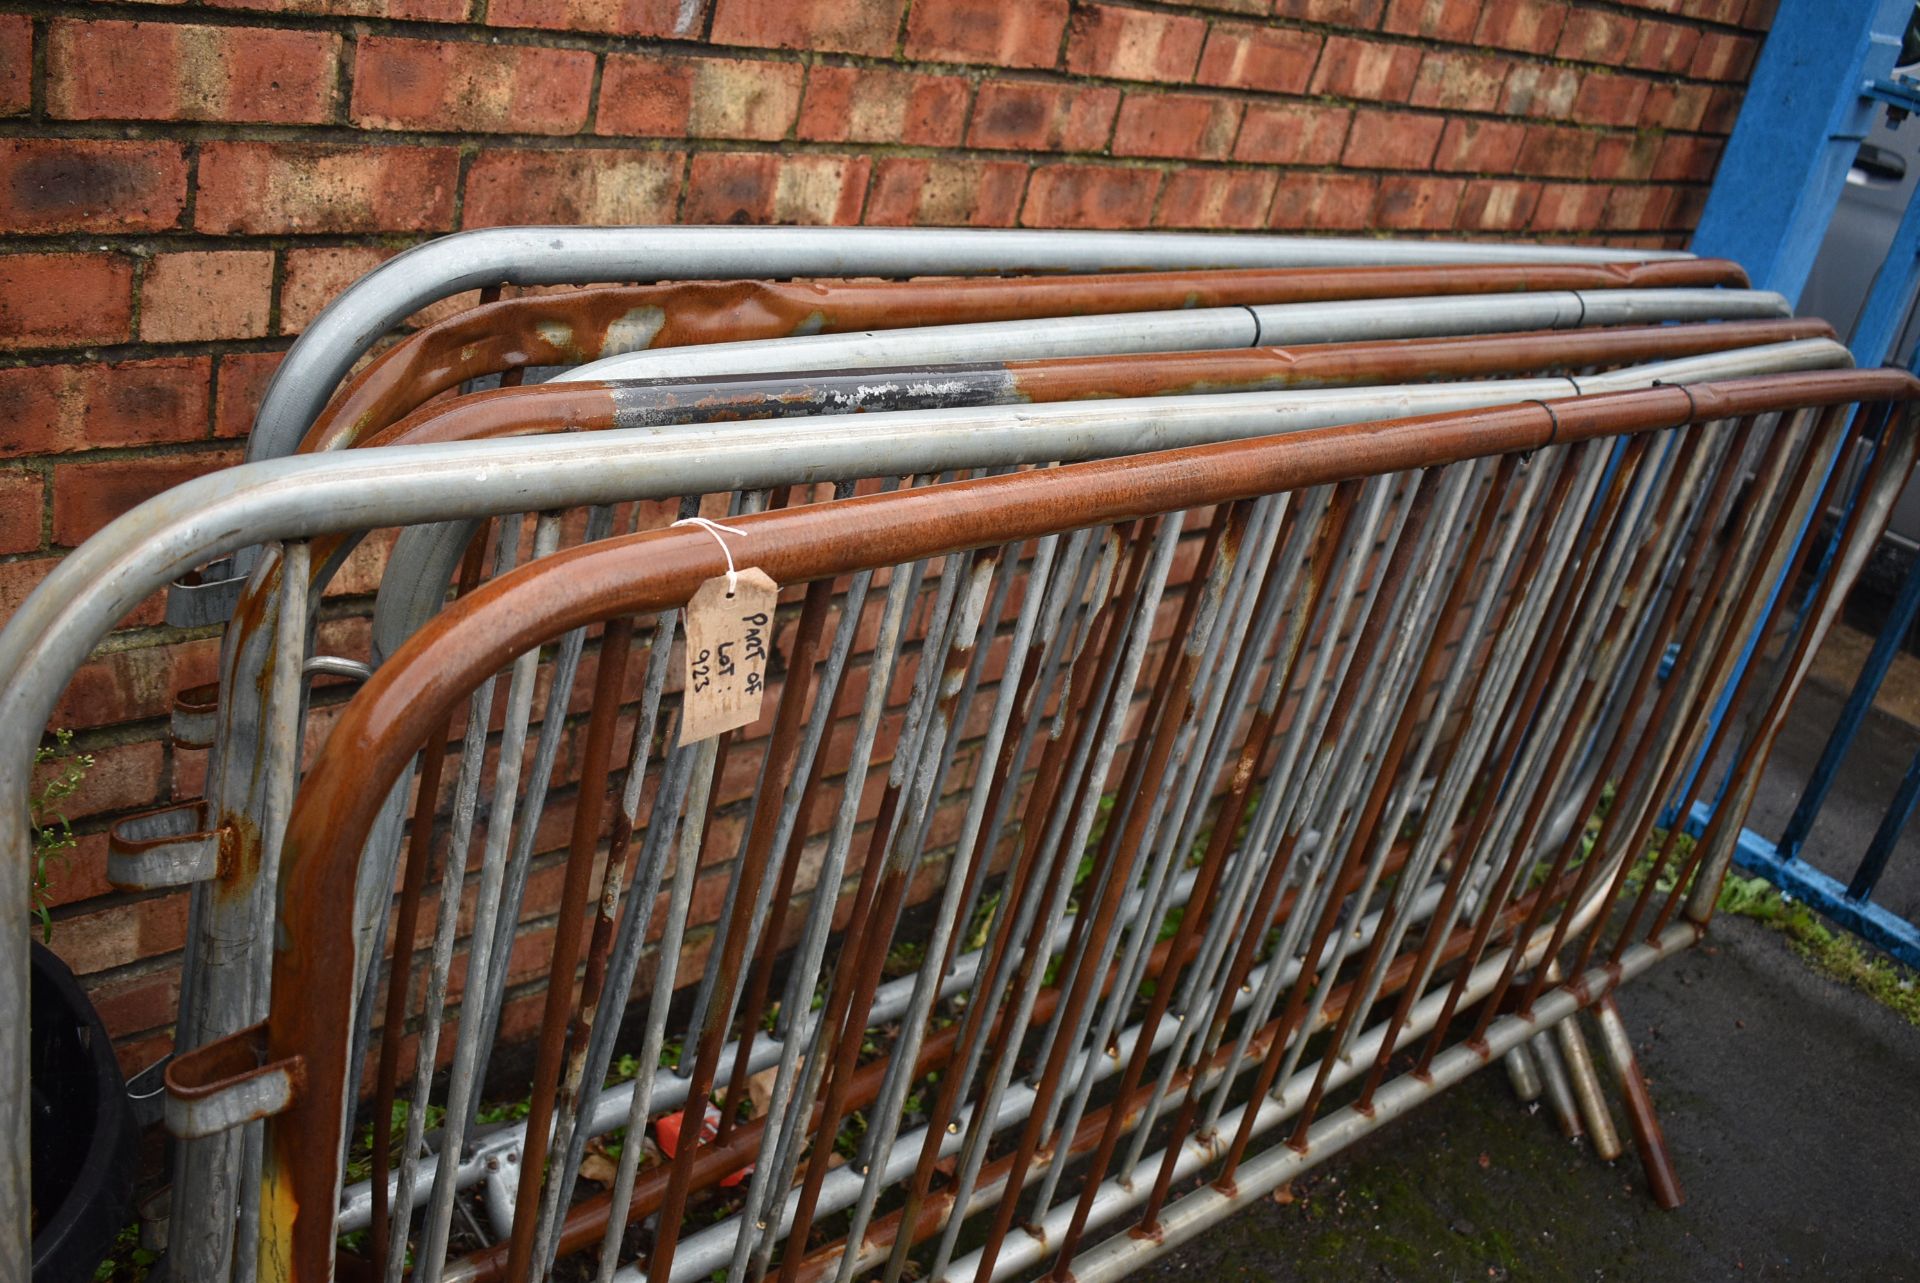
left=147, top=262, right=1805, bottom=1281
left=157, top=372, right=1919, bottom=1283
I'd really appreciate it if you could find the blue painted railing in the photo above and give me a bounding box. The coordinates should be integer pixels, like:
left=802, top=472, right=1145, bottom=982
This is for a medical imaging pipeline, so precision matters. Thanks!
left=1690, top=0, right=1920, bottom=967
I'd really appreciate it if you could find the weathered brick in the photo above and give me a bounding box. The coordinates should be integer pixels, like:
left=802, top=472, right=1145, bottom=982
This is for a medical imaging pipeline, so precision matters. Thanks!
left=1151, top=168, right=1276, bottom=230
left=201, top=0, right=470, bottom=17
left=1603, top=184, right=1674, bottom=231
left=1433, top=118, right=1526, bottom=172
left=0, top=471, right=40, bottom=555
left=1234, top=102, right=1351, bottom=165
left=1375, top=175, right=1464, bottom=230
left=53, top=636, right=222, bottom=730
left=1690, top=31, right=1758, bottom=82
left=1065, top=5, right=1206, bottom=84
left=0, top=254, right=134, bottom=350
left=352, top=36, right=594, bottom=134
left=796, top=65, right=970, bottom=147
left=1456, top=178, right=1541, bottom=230
left=49, top=20, right=339, bottom=123
left=1500, top=63, right=1579, bottom=118
left=1625, top=18, right=1701, bottom=73
left=279, top=247, right=385, bottom=335
left=1383, top=0, right=1482, bottom=41
left=1274, top=0, right=1385, bottom=21
left=1270, top=172, right=1377, bottom=231
left=1474, top=0, right=1567, bottom=54
left=1556, top=8, right=1636, bottom=62
left=1343, top=109, right=1445, bottom=170
left=864, top=157, right=1027, bottom=226
left=0, top=359, right=210, bottom=458
left=0, top=139, right=187, bottom=233
left=1310, top=36, right=1423, bottom=103
left=598, top=53, right=803, bottom=140
left=213, top=352, right=282, bottom=440
left=45, top=888, right=186, bottom=977
left=1572, top=72, right=1651, bottom=127
left=710, top=0, right=906, bottom=57
left=53, top=451, right=241, bottom=546
left=1411, top=51, right=1511, bottom=112
left=683, top=152, right=869, bottom=225
left=464, top=148, right=683, bottom=227
left=0, top=16, right=31, bottom=116
left=1530, top=181, right=1609, bottom=231
left=1196, top=22, right=1320, bottom=95
left=903, top=0, right=1068, bottom=68
left=1591, top=132, right=1660, bottom=181
left=1643, top=82, right=1712, bottom=131
left=1702, top=86, right=1744, bottom=134
left=0, top=557, right=56, bottom=632
left=140, top=251, right=274, bottom=344
left=1654, top=133, right=1723, bottom=182
left=196, top=142, right=458, bottom=233
left=1516, top=124, right=1598, bottom=178
left=1021, top=164, right=1161, bottom=229
left=1111, top=92, right=1241, bottom=161
left=967, top=81, right=1119, bottom=152
left=486, top=0, right=678, bottom=36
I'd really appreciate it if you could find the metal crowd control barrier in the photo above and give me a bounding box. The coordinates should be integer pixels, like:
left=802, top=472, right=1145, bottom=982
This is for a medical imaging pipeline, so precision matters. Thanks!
left=160, top=372, right=1919, bottom=1283
left=145, top=313, right=1827, bottom=1283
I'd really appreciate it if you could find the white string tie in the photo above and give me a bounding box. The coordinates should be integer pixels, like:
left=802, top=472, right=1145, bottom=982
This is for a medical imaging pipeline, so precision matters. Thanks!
left=673, top=516, right=749, bottom=596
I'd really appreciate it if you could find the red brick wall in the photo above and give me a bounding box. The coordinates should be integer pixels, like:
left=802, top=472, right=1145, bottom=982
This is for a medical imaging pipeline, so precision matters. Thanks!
left=0, top=0, right=1769, bottom=1068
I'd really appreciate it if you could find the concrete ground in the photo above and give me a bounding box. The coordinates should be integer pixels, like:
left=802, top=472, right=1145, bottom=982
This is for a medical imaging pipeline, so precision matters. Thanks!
left=1143, top=634, right=1920, bottom=1282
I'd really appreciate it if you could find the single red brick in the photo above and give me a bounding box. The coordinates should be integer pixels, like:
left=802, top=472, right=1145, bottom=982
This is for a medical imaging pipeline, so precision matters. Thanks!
left=1021, top=164, right=1160, bottom=229
left=1475, top=0, right=1568, bottom=54
left=203, top=0, right=470, bottom=16
left=53, top=450, right=242, bottom=546
left=1516, top=124, right=1598, bottom=177
left=49, top=20, right=340, bottom=123
left=84, top=969, right=184, bottom=1041
left=1669, top=184, right=1709, bottom=232
left=352, top=36, right=593, bottom=134
left=1604, top=184, right=1674, bottom=231
left=967, top=81, right=1119, bottom=152
left=1112, top=92, right=1241, bottom=161
left=214, top=351, right=283, bottom=439
left=1573, top=72, right=1651, bottom=127
left=1653, top=133, right=1722, bottom=182
left=0, top=139, right=187, bottom=233
left=1197, top=22, right=1320, bottom=95
left=1433, top=118, right=1526, bottom=172
left=1274, top=0, right=1385, bottom=20
left=0, top=254, right=134, bottom=349
left=463, top=148, right=684, bottom=227
left=0, top=471, right=40, bottom=555
left=1457, top=178, right=1541, bottom=231
left=1411, top=51, right=1512, bottom=112
left=796, top=65, right=970, bottom=147
left=0, top=358, right=210, bottom=458
left=864, top=157, right=1028, bottom=226
left=903, top=0, right=1068, bottom=68
left=1556, top=8, right=1637, bottom=62
left=1530, top=181, right=1609, bottom=231
left=1065, top=5, right=1206, bottom=83
left=598, top=53, right=804, bottom=140
left=1383, top=0, right=1482, bottom=40
left=1269, top=172, right=1377, bottom=231
left=710, top=0, right=906, bottom=57
left=0, top=16, right=31, bottom=115
left=1690, top=31, right=1757, bottom=81
left=279, top=246, right=386, bottom=335
left=1309, top=36, right=1423, bottom=103
left=196, top=141, right=458, bottom=233
left=1234, top=102, right=1351, bottom=165
left=1500, top=63, right=1580, bottom=118
left=1343, top=108, right=1445, bottom=169
left=1643, top=82, right=1712, bottom=131
left=34, top=738, right=166, bottom=822
left=1151, top=168, right=1276, bottom=230
left=45, top=887, right=186, bottom=977
left=683, top=152, right=869, bottom=225
left=486, top=0, right=678, bottom=36
left=1375, top=176, right=1465, bottom=230
left=0, top=556, right=56, bottom=632
left=54, top=636, right=221, bottom=730
left=1624, top=18, right=1700, bottom=73
left=1591, top=132, right=1660, bottom=181
left=1739, top=0, right=1777, bottom=28
left=1702, top=86, right=1744, bottom=134
left=139, top=251, right=273, bottom=344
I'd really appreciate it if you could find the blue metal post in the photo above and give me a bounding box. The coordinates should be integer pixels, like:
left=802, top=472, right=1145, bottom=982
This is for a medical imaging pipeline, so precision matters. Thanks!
left=1850, top=740, right=1920, bottom=899
left=1692, top=0, right=1910, bottom=306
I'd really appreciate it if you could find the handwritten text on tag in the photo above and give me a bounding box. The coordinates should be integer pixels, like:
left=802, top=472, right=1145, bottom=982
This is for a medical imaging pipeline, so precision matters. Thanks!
left=680, top=567, right=778, bottom=745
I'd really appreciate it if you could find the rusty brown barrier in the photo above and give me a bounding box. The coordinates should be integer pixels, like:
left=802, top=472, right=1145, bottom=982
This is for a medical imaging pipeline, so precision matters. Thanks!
left=165, top=370, right=1919, bottom=1283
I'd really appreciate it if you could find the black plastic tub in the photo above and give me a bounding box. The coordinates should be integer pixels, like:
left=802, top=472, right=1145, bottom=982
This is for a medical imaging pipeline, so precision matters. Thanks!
left=31, top=941, right=136, bottom=1282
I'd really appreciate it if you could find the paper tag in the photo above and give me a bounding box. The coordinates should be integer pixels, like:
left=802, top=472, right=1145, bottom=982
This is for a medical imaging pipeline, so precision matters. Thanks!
left=680, top=567, right=778, bottom=745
